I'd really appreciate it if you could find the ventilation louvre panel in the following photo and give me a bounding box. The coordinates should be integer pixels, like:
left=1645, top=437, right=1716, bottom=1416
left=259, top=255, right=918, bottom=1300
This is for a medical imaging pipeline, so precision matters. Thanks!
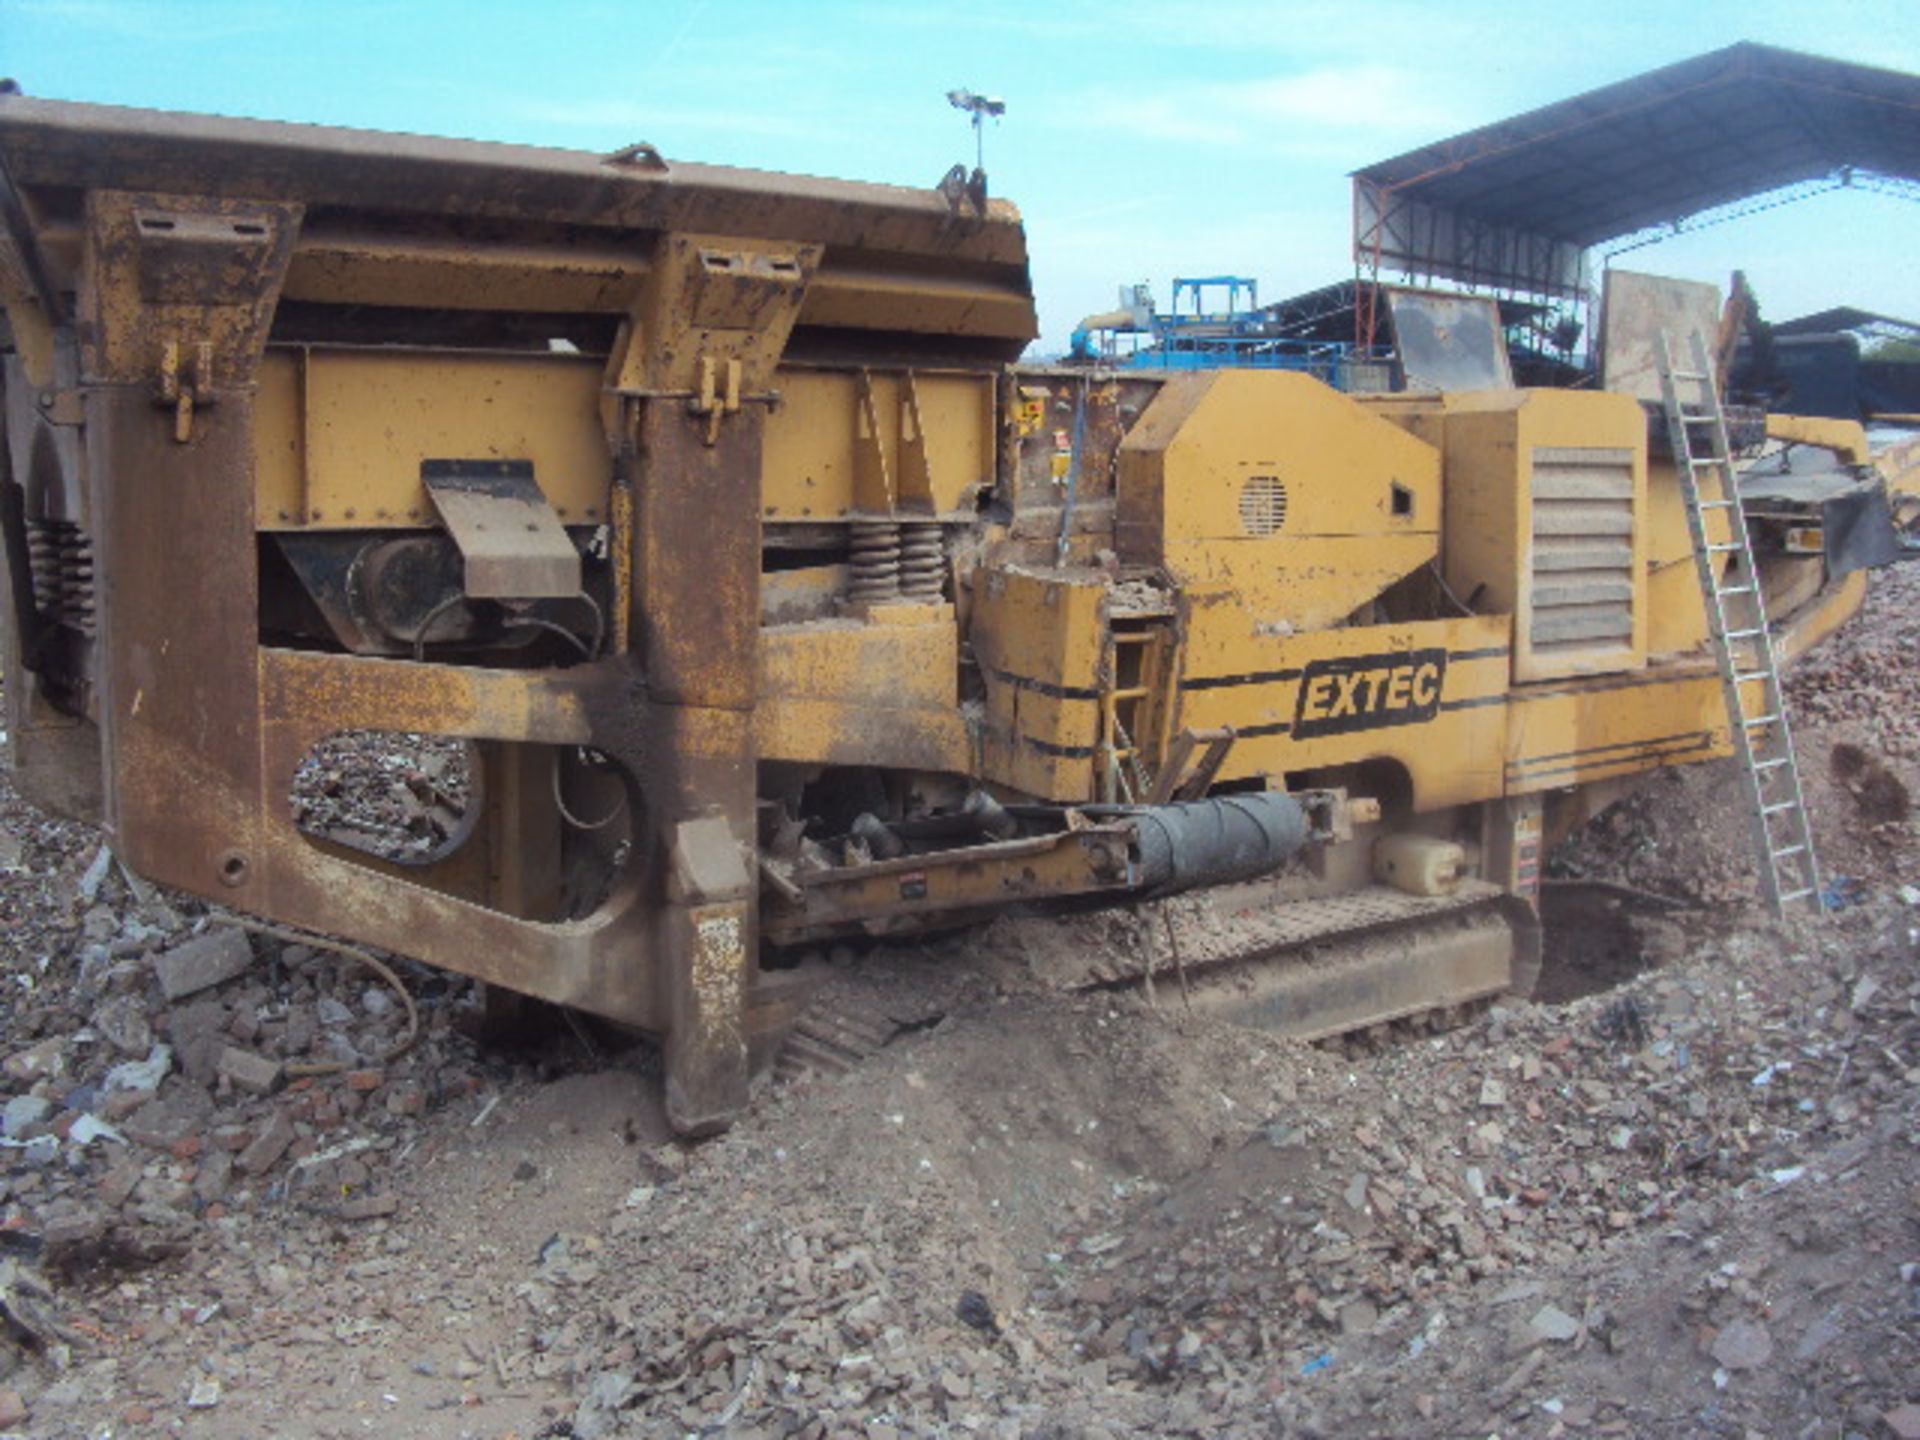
left=1238, top=475, right=1288, bottom=537
left=1527, top=446, right=1636, bottom=668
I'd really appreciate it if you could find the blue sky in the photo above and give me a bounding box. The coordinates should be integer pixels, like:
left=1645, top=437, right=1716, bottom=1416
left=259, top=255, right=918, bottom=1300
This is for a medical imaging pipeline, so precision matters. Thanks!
left=5, top=0, right=1918, bottom=353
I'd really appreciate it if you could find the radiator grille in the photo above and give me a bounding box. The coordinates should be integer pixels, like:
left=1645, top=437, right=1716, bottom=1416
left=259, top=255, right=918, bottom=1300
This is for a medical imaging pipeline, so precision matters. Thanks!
left=1528, top=446, right=1634, bottom=664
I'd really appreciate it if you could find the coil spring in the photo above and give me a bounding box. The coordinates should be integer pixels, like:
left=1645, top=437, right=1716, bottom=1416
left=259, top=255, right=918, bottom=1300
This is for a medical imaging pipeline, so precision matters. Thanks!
left=26, top=520, right=96, bottom=635
left=898, top=522, right=945, bottom=601
left=846, top=520, right=901, bottom=604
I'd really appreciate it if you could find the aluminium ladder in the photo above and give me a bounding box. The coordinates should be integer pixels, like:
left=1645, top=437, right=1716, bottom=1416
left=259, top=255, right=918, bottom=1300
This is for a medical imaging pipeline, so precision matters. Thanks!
left=1655, top=330, right=1823, bottom=918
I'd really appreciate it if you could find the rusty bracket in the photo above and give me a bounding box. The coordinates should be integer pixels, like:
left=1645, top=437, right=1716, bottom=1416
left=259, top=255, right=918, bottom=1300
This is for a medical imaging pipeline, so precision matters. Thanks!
left=421, top=459, right=582, bottom=600
left=936, top=163, right=989, bottom=220
left=669, top=814, right=753, bottom=904
left=599, top=379, right=782, bottom=448
left=852, top=370, right=894, bottom=511
left=1297, top=787, right=1379, bottom=845
left=34, top=389, right=86, bottom=427
left=684, top=356, right=779, bottom=446
left=897, top=372, right=936, bottom=511
left=1147, top=726, right=1238, bottom=805
left=0, top=153, right=69, bottom=331
left=155, top=336, right=214, bottom=443
left=602, top=141, right=668, bottom=173
left=676, top=356, right=783, bottom=446
left=762, top=820, right=1138, bottom=944
left=689, top=355, right=739, bottom=446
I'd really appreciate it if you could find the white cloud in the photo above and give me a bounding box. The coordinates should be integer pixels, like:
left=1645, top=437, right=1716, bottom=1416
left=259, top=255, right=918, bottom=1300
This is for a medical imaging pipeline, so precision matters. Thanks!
left=1220, top=65, right=1475, bottom=136
left=1061, top=92, right=1246, bottom=148
left=1045, top=62, right=1481, bottom=162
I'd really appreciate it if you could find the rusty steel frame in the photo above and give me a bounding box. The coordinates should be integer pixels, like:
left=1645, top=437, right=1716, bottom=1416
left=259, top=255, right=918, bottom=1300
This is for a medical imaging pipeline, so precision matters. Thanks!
left=0, top=96, right=1035, bottom=1136
left=761, top=820, right=1139, bottom=946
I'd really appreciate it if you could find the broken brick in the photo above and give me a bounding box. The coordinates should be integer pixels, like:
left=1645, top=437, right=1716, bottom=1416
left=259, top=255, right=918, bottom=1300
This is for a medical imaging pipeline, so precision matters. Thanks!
left=152, top=929, right=254, bottom=1002
left=216, top=1046, right=284, bottom=1096
left=235, top=1110, right=295, bottom=1175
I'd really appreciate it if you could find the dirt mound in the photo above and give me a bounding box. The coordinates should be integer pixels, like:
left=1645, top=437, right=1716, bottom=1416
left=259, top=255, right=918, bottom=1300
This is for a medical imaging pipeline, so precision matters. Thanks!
left=557, top=997, right=1295, bottom=1437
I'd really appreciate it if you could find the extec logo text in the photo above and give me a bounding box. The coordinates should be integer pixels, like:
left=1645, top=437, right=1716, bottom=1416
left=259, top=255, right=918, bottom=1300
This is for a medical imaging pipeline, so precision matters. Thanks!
left=1292, top=648, right=1447, bottom=737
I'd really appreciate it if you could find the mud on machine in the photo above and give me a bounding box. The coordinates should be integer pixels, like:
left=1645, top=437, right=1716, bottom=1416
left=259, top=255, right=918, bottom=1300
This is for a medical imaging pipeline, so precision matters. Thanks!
left=0, top=98, right=1873, bottom=1132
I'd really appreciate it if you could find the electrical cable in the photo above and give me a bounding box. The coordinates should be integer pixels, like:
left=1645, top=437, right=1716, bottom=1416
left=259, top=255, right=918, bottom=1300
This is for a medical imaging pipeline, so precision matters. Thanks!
left=1429, top=560, right=1476, bottom=616
left=552, top=748, right=627, bottom=831
left=501, top=615, right=593, bottom=658
left=572, top=590, right=606, bottom=659
left=212, top=915, right=419, bottom=1076
left=408, top=592, right=469, bottom=662
left=413, top=591, right=602, bottom=663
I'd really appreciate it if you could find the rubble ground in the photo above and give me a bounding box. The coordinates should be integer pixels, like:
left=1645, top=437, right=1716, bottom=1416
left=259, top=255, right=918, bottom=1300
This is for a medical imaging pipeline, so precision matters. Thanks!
left=0, top=569, right=1915, bottom=1439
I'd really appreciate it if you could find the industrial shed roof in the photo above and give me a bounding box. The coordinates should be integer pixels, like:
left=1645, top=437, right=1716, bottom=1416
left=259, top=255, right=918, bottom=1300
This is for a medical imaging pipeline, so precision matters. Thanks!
left=1352, top=43, right=1920, bottom=299
left=1772, top=306, right=1920, bottom=341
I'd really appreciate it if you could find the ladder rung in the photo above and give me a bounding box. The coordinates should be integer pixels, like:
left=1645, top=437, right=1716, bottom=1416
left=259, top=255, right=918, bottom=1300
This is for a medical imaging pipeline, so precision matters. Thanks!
left=1719, top=585, right=1755, bottom=597
left=1733, top=670, right=1772, bottom=684
left=1724, top=627, right=1764, bottom=639
left=1745, top=713, right=1779, bottom=726
left=1754, top=757, right=1791, bottom=771
left=1698, top=499, right=1737, bottom=510
left=1771, top=845, right=1807, bottom=859
left=1108, top=687, right=1149, bottom=700
left=1706, top=543, right=1741, bottom=553
left=1760, top=802, right=1799, bottom=816
left=1683, top=412, right=1719, bottom=423
left=1671, top=368, right=1708, bottom=382
left=1691, top=457, right=1728, bottom=469
left=1110, top=633, right=1153, bottom=645
left=1777, top=888, right=1817, bottom=904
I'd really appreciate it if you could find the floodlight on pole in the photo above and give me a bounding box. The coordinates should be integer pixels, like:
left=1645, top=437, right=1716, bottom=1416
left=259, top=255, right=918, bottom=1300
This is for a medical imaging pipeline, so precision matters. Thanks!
left=946, top=88, right=1005, bottom=173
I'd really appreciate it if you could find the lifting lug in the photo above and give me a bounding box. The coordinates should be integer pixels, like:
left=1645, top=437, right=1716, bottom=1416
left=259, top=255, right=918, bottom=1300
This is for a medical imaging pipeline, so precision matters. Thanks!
left=156, top=337, right=214, bottom=443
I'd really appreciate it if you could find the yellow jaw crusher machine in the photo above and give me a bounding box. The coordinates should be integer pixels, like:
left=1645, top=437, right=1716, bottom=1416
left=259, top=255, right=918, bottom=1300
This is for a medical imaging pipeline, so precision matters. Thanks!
left=0, top=98, right=1887, bottom=1131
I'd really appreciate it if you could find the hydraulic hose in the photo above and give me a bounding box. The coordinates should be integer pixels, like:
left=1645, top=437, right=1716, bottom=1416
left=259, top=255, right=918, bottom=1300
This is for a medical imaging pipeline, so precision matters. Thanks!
left=1125, top=791, right=1311, bottom=897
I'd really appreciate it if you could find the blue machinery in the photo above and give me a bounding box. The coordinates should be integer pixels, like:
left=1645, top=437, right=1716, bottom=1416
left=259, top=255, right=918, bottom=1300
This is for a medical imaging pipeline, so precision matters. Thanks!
left=1068, top=276, right=1391, bottom=390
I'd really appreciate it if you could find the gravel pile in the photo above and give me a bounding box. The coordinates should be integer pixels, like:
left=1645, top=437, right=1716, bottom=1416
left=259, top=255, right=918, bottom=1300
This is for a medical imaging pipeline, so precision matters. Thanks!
left=289, top=731, right=472, bottom=860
